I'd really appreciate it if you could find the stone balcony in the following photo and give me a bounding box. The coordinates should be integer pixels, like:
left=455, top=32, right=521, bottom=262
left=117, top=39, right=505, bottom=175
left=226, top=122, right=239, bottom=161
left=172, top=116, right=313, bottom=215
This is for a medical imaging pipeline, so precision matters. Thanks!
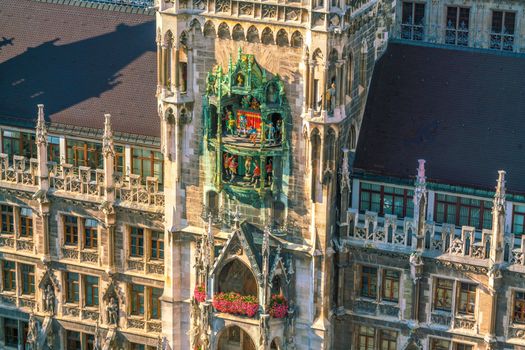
left=0, top=154, right=165, bottom=211
left=341, top=209, right=492, bottom=261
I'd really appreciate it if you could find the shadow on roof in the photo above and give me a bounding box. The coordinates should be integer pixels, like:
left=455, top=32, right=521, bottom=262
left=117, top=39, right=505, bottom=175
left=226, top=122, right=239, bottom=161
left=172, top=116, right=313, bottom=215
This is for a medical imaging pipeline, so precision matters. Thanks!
left=0, top=20, right=156, bottom=132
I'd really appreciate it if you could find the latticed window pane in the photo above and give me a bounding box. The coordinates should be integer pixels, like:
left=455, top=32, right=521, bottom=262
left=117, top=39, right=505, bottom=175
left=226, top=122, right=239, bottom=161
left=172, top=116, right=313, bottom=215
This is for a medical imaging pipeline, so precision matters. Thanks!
left=360, top=266, right=378, bottom=299
left=131, top=284, right=145, bottom=316
left=513, top=205, right=525, bottom=234
left=151, top=287, right=163, bottom=319
left=382, top=269, right=400, bottom=302
left=130, top=227, right=144, bottom=257
left=150, top=231, right=164, bottom=260
left=380, top=329, right=397, bottom=350
left=85, top=275, right=99, bottom=307
left=21, top=264, right=35, bottom=295
left=357, top=326, right=375, bottom=350
left=0, top=205, right=14, bottom=234
left=457, top=282, right=476, bottom=315
left=85, top=219, right=98, bottom=249
left=20, top=207, right=33, bottom=237
left=66, top=272, right=80, bottom=303
left=434, top=278, right=453, bottom=311
left=64, top=215, right=79, bottom=246
left=3, top=260, right=16, bottom=291
left=4, top=318, right=19, bottom=347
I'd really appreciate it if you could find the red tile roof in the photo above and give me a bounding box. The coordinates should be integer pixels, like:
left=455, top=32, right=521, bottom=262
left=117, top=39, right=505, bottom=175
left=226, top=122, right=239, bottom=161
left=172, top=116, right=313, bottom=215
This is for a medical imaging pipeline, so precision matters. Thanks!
left=0, top=0, right=159, bottom=137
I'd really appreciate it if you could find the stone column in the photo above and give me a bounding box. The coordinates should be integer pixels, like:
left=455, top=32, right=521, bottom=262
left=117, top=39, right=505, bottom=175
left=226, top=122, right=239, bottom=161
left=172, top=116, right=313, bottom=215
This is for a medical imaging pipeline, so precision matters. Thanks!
left=157, top=42, right=162, bottom=91
left=309, top=61, right=316, bottom=110
left=187, top=46, right=193, bottom=95
left=485, top=171, right=507, bottom=349
left=102, top=114, right=116, bottom=271
left=173, top=44, right=180, bottom=94
left=335, top=62, right=343, bottom=108
left=35, top=104, right=50, bottom=258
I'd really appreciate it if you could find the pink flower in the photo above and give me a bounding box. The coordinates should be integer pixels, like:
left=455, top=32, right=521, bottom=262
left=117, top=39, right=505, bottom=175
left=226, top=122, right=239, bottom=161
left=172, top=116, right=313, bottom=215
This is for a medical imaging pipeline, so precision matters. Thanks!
left=212, top=292, right=259, bottom=318
left=269, top=294, right=289, bottom=319
left=194, top=285, right=206, bottom=303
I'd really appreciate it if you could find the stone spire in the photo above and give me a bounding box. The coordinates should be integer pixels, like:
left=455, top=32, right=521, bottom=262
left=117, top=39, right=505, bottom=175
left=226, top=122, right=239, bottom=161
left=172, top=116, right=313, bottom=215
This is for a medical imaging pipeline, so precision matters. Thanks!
left=413, top=159, right=427, bottom=251
left=489, top=170, right=506, bottom=275
left=102, top=113, right=115, bottom=157
left=35, top=104, right=47, bottom=147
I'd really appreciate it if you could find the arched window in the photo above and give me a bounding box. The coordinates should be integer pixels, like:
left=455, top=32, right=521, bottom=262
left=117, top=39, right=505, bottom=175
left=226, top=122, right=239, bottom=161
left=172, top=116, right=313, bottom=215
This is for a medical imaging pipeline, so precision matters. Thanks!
left=247, top=26, right=259, bottom=43
left=203, top=21, right=216, bottom=37
left=325, top=128, right=336, bottom=170
left=232, top=24, right=245, bottom=41
left=189, top=19, right=201, bottom=33
left=276, top=29, right=289, bottom=47
left=291, top=31, right=303, bottom=48
left=348, top=125, right=357, bottom=150
left=218, top=22, right=230, bottom=39
left=261, top=27, right=274, bottom=45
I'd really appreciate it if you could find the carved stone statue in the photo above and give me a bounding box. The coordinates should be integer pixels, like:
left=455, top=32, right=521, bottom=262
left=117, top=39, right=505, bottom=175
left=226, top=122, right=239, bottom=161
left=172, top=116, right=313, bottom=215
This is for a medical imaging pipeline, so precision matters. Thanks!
left=26, top=314, right=38, bottom=350
left=94, top=323, right=102, bottom=350
left=43, top=284, right=55, bottom=314
left=106, top=297, right=119, bottom=326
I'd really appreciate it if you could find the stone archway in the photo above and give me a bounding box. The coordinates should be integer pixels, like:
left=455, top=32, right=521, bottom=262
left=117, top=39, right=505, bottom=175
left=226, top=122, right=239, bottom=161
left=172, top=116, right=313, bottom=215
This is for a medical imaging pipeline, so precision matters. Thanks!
left=218, top=259, right=258, bottom=296
left=217, top=325, right=256, bottom=350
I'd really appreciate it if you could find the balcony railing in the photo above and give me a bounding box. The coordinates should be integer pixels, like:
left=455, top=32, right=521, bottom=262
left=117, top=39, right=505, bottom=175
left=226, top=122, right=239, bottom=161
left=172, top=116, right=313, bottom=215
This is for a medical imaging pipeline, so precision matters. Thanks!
left=0, top=154, right=39, bottom=187
left=395, top=23, right=517, bottom=52
left=342, top=210, right=492, bottom=260
left=0, top=154, right=164, bottom=209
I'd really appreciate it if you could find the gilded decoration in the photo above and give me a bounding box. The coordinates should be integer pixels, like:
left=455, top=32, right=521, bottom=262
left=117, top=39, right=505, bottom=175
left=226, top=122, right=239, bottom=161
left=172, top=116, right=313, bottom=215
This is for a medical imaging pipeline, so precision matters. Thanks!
left=203, top=49, right=290, bottom=205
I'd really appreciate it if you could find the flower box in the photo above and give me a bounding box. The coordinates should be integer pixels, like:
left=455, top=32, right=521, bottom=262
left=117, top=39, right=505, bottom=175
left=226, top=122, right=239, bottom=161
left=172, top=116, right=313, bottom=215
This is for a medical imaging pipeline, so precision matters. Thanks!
left=269, top=294, right=288, bottom=319
left=212, top=292, right=259, bottom=317
left=194, top=285, right=206, bottom=303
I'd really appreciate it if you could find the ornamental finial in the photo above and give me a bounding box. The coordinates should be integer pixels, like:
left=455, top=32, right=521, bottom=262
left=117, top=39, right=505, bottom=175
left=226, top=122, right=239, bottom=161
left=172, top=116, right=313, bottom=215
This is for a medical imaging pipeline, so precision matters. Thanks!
left=494, top=170, right=506, bottom=210
left=35, top=104, right=48, bottom=147
left=102, top=113, right=115, bottom=157
left=416, top=159, right=426, bottom=184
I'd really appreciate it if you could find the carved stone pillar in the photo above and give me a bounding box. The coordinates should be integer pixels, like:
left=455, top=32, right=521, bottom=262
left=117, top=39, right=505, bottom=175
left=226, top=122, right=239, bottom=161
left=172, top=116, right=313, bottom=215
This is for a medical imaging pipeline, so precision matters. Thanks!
left=173, top=44, right=180, bottom=93
left=303, top=55, right=310, bottom=111
left=102, top=114, right=116, bottom=271
left=161, top=44, right=168, bottom=87
left=156, top=42, right=162, bottom=90
left=186, top=46, right=193, bottom=95
left=336, top=61, right=344, bottom=106
left=35, top=104, right=50, bottom=258
left=309, top=61, right=316, bottom=110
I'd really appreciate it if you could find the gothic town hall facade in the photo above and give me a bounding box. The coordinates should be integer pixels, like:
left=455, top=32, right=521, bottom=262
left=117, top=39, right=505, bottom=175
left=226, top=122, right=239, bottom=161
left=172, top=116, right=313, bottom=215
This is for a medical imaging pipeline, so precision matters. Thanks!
left=1, top=0, right=525, bottom=349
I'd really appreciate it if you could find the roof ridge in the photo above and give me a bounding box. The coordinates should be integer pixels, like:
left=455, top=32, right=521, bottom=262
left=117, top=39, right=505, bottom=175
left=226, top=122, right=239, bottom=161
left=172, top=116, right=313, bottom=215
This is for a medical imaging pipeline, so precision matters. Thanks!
left=30, top=0, right=155, bottom=15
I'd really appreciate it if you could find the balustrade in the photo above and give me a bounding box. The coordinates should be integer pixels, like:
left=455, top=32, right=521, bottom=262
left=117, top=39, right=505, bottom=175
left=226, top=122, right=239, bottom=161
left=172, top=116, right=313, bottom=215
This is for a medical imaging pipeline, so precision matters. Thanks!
left=0, top=154, right=39, bottom=186
left=343, top=209, right=492, bottom=260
